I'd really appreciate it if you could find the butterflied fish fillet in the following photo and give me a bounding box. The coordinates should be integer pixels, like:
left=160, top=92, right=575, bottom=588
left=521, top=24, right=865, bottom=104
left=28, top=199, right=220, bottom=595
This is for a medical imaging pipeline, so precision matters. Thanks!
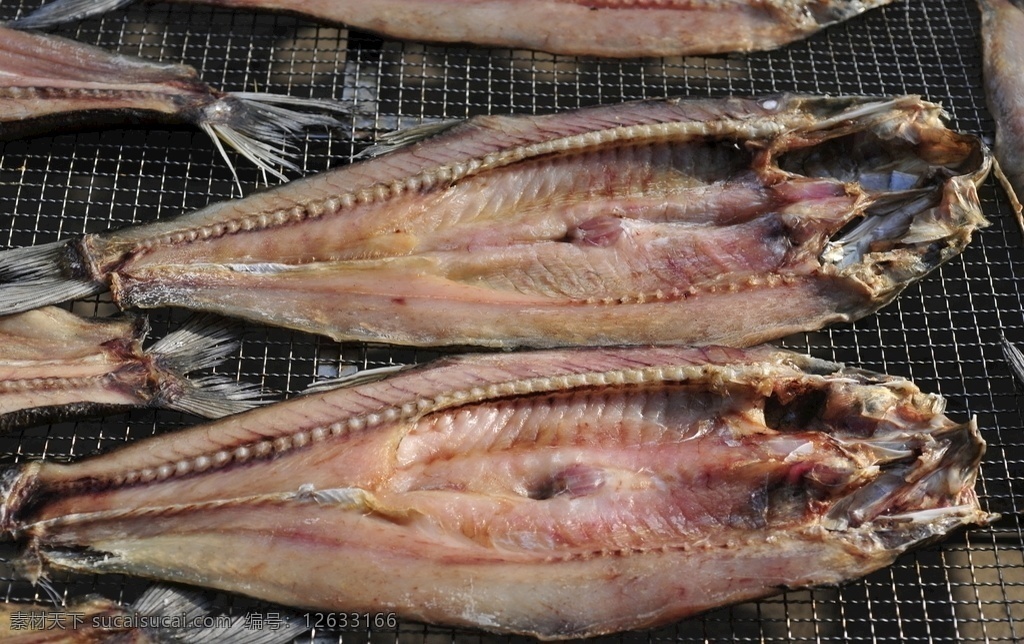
left=0, top=24, right=343, bottom=185
left=0, top=584, right=308, bottom=643
left=12, top=0, right=897, bottom=58
left=0, top=94, right=992, bottom=348
left=978, top=0, right=1024, bottom=231
left=0, top=346, right=995, bottom=638
left=0, top=308, right=262, bottom=429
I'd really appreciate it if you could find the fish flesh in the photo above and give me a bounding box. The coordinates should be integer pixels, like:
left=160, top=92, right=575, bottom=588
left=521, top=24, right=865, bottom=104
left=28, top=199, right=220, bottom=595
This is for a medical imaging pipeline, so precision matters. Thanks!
left=0, top=23, right=343, bottom=187
left=979, top=0, right=1024, bottom=233
left=11, top=0, right=898, bottom=58
left=0, top=307, right=262, bottom=430
left=0, top=94, right=992, bottom=349
left=0, top=584, right=308, bottom=643
left=0, top=345, right=995, bottom=638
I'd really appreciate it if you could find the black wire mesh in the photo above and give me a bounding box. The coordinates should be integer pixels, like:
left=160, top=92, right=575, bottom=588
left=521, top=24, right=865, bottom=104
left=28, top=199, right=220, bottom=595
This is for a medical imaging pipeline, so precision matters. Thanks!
left=0, top=0, right=1022, bottom=642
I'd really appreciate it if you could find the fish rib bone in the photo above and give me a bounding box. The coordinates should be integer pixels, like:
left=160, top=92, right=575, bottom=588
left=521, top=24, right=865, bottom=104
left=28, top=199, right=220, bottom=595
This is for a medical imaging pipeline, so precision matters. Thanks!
left=128, top=116, right=801, bottom=257
left=109, top=364, right=719, bottom=488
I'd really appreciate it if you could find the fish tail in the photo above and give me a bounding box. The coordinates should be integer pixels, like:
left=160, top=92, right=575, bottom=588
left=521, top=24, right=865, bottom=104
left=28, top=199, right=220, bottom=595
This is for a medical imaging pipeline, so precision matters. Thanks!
left=0, top=241, right=103, bottom=316
left=6, top=0, right=136, bottom=29
left=196, top=92, right=347, bottom=189
left=0, top=462, right=41, bottom=539
left=128, top=584, right=309, bottom=644
left=145, top=315, right=267, bottom=418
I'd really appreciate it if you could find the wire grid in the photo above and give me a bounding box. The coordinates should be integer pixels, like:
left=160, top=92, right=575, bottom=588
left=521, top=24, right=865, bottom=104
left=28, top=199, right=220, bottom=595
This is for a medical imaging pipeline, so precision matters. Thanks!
left=0, top=0, right=1022, bottom=642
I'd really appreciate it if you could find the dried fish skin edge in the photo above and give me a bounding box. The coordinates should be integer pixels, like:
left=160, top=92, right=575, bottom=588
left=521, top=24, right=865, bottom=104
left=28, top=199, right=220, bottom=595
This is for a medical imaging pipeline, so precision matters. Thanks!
left=0, top=94, right=993, bottom=349
left=10, top=0, right=898, bottom=58
left=0, top=345, right=996, bottom=638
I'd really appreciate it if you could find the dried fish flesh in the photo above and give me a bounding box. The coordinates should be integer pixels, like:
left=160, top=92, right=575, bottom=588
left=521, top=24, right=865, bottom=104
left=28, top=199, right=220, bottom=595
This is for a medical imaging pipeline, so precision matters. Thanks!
left=979, top=0, right=1024, bottom=232
left=0, top=94, right=992, bottom=349
left=0, top=345, right=994, bottom=638
left=0, top=24, right=343, bottom=186
left=11, top=0, right=898, bottom=58
left=0, top=308, right=262, bottom=430
left=0, top=584, right=307, bottom=643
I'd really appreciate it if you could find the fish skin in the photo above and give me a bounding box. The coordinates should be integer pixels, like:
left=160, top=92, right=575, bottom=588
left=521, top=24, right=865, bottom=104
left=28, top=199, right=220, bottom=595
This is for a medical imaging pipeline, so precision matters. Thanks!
left=0, top=308, right=263, bottom=429
left=0, top=24, right=343, bottom=184
left=0, top=94, right=992, bottom=349
left=979, top=0, right=1024, bottom=229
left=0, top=345, right=995, bottom=638
left=13, top=0, right=898, bottom=58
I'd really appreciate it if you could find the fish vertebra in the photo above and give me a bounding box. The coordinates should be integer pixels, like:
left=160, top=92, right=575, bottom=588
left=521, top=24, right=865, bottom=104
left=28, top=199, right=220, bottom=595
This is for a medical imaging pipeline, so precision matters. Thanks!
left=0, top=308, right=263, bottom=429
left=0, top=345, right=995, bottom=638
left=0, top=24, right=343, bottom=187
left=12, top=0, right=897, bottom=58
left=0, top=94, right=992, bottom=349
left=979, top=0, right=1024, bottom=233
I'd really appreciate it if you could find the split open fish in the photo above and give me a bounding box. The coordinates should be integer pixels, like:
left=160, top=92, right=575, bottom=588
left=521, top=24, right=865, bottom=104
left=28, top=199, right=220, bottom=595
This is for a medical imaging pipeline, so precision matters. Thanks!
left=0, top=345, right=994, bottom=638
left=12, top=0, right=898, bottom=58
left=0, top=94, right=992, bottom=349
left=0, top=308, right=262, bottom=430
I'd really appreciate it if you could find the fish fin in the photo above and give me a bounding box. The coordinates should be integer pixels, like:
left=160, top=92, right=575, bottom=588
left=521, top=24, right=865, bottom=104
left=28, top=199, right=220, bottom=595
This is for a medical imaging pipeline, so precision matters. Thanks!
left=146, top=315, right=268, bottom=418
left=0, top=241, right=103, bottom=315
left=1001, top=335, right=1024, bottom=385
left=7, top=0, right=136, bottom=29
left=0, top=462, right=41, bottom=537
left=304, top=363, right=411, bottom=394
left=197, top=93, right=346, bottom=190
left=130, top=584, right=308, bottom=644
left=992, top=158, right=1024, bottom=236
left=354, top=119, right=465, bottom=159
left=164, top=375, right=267, bottom=419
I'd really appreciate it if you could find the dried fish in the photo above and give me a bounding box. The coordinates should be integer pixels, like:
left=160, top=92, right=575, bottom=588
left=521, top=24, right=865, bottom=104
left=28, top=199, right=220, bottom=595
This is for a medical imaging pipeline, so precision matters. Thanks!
left=0, top=345, right=995, bottom=638
left=11, top=0, right=898, bottom=58
left=0, top=94, right=992, bottom=349
left=0, top=583, right=308, bottom=643
left=0, top=24, right=343, bottom=188
left=979, top=0, right=1024, bottom=233
left=0, top=308, right=263, bottom=430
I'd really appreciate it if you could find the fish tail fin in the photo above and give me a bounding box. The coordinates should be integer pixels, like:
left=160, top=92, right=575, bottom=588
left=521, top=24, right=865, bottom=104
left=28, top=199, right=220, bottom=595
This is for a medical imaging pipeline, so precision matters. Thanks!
left=1001, top=335, right=1024, bottom=385
left=197, top=92, right=347, bottom=190
left=146, top=315, right=267, bottom=418
left=129, top=584, right=309, bottom=644
left=6, top=0, right=136, bottom=29
left=0, top=241, right=103, bottom=315
left=0, top=462, right=41, bottom=539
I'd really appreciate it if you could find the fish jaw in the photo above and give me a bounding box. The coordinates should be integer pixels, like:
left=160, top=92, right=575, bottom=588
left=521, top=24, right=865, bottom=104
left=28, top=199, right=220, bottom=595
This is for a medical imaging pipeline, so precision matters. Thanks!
left=1, top=346, right=994, bottom=637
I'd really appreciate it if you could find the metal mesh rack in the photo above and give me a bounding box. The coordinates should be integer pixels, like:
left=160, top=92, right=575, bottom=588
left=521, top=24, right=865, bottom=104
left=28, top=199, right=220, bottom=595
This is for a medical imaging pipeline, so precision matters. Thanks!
left=1, top=0, right=1022, bottom=641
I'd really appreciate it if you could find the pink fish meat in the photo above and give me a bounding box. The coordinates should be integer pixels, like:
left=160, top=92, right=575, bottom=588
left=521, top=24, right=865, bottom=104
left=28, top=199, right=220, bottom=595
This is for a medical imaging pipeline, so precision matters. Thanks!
left=0, top=95, right=992, bottom=349
left=0, top=345, right=994, bottom=638
left=13, top=0, right=898, bottom=58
